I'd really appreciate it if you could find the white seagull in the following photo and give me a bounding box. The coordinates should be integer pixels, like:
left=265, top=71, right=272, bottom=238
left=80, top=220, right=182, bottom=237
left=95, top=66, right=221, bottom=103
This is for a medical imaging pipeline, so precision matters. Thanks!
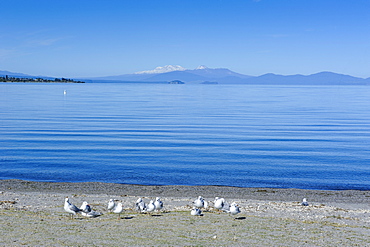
left=221, top=200, right=231, bottom=212
left=64, top=197, right=80, bottom=219
left=135, top=198, right=146, bottom=213
left=80, top=201, right=102, bottom=218
left=81, top=210, right=102, bottom=218
left=80, top=201, right=91, bottom=213
left=301, top=198, right=309, bottom=206
left=214, top=197, right=226, bottom=211
left=193, top=196, right=208, bottom=209
left=191, top=207, right=202, bottom=216
left=154, top=197, right=163, bottom=211
left=229, top=202, right=241, bottom=216
left=146, top=200, right=156, bottom=214
left=107, top=199, right=116, bottom=211
left=112, top=202, right=123, bottom=219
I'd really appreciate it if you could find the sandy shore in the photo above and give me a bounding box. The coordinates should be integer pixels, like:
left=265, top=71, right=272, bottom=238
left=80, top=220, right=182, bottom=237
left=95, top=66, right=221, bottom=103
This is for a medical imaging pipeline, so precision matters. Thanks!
left=1, top=179, right=370, bottom=246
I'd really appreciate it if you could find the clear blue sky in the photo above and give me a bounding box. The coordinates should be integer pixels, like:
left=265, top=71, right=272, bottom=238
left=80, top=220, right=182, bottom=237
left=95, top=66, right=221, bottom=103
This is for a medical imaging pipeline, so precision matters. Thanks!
left=1, top=0, right=370, bottom=78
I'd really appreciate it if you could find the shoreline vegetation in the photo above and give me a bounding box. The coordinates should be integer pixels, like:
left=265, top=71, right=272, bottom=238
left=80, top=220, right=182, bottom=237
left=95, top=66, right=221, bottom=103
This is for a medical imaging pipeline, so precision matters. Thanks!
left=0, top=76, right=84, bottom=83
left=1, top=179, right=369, bottom=246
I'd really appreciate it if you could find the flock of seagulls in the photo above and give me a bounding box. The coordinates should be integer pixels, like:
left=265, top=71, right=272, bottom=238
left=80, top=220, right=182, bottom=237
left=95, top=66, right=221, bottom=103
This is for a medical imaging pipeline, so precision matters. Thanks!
left=191, top=196, right=241, bottom=217
left=64, top=197, right=103, bottom=219
left=107, top=199, right=124, bottom=218
left=134, top=197, right=163, bottom=214
left=64, top=196, right=309, bottom=219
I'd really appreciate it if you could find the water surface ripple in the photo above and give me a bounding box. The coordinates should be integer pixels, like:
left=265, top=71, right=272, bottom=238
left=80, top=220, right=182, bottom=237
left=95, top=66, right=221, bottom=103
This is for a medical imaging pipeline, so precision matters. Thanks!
left=1, top=83, right=370, bottom=190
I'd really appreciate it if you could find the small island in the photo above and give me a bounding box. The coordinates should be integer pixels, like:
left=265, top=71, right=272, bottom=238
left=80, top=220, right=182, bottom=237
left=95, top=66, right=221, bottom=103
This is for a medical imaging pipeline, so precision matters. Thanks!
left=0, top=75, right=85, bottom=83
left=201, top=81, right=218, bottom=84
left=168, top=80, right=185, bottom=84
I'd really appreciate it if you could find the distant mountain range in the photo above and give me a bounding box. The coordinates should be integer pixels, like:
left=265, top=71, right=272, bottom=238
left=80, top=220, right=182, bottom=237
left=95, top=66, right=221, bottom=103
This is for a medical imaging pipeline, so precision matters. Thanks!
left=1, top=66, right=370, bottom=85
left=0, top=70, right=36, bottom=78
left=89, top=65, right=369, bottom=85
left=0, top=70, right=54, bottom=80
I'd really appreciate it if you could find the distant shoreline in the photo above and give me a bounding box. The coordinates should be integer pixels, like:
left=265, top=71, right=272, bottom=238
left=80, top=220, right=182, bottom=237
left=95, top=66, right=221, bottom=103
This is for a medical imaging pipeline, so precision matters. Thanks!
left=1, top=179, right=369, bottom=205
left=0, top=76, right=84, bottom=83
left=1, top=81, right=84, bottom=83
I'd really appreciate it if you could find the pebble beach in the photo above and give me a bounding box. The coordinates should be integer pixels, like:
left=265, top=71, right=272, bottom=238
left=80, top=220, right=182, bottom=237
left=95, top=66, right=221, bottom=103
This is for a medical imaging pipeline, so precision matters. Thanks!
left=1, top=179, right=370, bottom=246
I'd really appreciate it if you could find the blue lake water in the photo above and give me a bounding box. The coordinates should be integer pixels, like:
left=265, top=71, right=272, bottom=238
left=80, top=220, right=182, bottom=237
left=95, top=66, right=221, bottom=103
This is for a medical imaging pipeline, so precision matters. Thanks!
left=1, top=82, right=370, bottom=190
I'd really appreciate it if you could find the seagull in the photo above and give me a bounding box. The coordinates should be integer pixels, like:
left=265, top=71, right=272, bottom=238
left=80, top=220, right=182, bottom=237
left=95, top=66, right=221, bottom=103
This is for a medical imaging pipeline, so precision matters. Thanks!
left=79, top=201, right=102, bottom=218
left=107, top=199, right=116, bottom=211
left=154, top=197, right=163, bottom=211
left=214, top=197, right=226, bottom=211
left=135, top=198, right=146, bottom=213
left=191, top=207, right=202, bottom=216
left=80, top=201, right=92, bottom=213
left=81, top=210, right=102, bottom=218
left=64, top=197, right=80, bottom=219
left=193, top=196, right=204, bottom=208
left=301, top=198, right=309, bottom=206
left=221, top=200, right=231, bottom=212
left=146, top=200, right=156, bottom=214
left=64, top=90, right=67, bottom=95
left=112, top=202, right=123, bottom=219
left=229, top=202, right=241, bottom=216
left=222, top=200, right=230, bottom=212
left=193, top=196, right=208, bottom=209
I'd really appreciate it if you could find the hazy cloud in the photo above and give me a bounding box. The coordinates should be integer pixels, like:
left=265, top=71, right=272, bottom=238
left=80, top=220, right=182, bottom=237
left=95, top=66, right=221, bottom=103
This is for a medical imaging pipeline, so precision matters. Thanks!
left=26, top=37, right=64, bottom=47
left=19, top=29, right=69, bottom=48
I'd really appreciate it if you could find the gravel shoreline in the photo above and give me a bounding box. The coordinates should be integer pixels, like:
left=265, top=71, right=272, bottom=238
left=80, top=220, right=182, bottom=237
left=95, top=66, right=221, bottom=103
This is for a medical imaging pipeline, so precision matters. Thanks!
left=1, top=179, right=370, bottom=246
left=2, top=179, right=370, bottom=204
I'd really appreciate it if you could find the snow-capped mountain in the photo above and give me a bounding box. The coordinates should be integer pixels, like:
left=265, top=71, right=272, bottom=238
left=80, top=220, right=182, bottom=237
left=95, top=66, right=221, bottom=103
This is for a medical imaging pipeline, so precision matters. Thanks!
left=134, top=65, right=187, bottom=74
left=82, top=65, right=369, bottom=85
left=134, top=65, right=210, bottom=74
left=195, top=65, right=208, bottom=70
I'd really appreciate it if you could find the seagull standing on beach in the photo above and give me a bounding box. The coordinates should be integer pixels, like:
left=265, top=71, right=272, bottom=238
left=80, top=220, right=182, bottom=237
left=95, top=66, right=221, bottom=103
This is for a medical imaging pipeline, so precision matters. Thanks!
left=80, top=201, right=92, bottom=213
left=146, top=200, right=156, bottom=214
left=154, top=197, right=163, bottom=211
left=222, top=201, right=240, bottom=216
left=301, top=198, right=309, bottom=206
left=107, top=199, right=116, bottom=211
left=193, top=196, right=204, bottom=208
left=135, top=198, right=146, bottom=212
left=191, top=207, right=202, bottom=216
left=81, top=210, right=102, bottom=218
left=214, top=197, right=222, bottom=208
left=214, top=197, right=226, bottom=211
left=64, top=197, right=80, bottom=219
left=112, top=202, right=123, bottom=219
left=80, top=201, right=102, bottom=218
left=229, top=202, right=241, bottom=216
left=193, top=196, right=208, bottom=209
